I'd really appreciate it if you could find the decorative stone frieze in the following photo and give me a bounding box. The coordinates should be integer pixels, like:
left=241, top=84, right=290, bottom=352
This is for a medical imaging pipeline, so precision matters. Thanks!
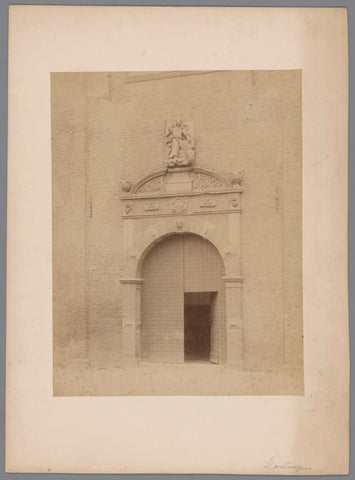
left=120, top=168, right=243, bottom=219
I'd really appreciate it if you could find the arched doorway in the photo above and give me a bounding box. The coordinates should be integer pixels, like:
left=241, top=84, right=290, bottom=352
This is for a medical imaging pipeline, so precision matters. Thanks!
left=140, top=233, right=226, bottom=364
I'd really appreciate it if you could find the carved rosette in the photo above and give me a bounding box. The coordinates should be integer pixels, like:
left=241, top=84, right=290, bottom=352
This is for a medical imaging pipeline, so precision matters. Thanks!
left=171, top=198, right=188, bottom=214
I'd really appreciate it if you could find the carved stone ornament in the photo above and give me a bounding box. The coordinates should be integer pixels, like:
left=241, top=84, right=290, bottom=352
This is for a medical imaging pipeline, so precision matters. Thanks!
left=144, top=201, right=159, bottom=211
left=193, top=172, right=226, bottom=191
left=138, top=175, right=167, bottom=194
left=165, top=120, right=195, bottom=168
left=223, top=244, right=238, bottom=258
left=172, top=198, right=188, bottom=214
left=230, top=194, right=240, bottom=208
left=229, top=170, right=245, bottom=187
left=121, top=181, right=132, bottom=193
left=200, top=198, right=216, bottom=208
left=121, top=122, right=245, bottom=198
left=124, top=201, right=133, bottom=214
left=128, top=167, right=240, bottom=196
left=147, top=226, right=159, bottom=239
left=176, top=219, right=184, bottom=230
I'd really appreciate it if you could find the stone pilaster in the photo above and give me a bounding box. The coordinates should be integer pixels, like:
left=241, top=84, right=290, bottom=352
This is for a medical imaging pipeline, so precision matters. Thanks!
left=223, top=276, right=244, bottom=368
left=119, top=278, right=143, bottom=364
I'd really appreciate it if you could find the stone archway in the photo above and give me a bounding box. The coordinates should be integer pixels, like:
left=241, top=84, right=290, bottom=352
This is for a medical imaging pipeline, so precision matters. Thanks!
left=119, top=166, right=244, bottom=367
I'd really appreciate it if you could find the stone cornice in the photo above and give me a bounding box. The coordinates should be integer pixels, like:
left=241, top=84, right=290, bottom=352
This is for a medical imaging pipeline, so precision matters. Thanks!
left=122, top=209, right=241, bottom=220
left=120, top=188, right=242, bottom=201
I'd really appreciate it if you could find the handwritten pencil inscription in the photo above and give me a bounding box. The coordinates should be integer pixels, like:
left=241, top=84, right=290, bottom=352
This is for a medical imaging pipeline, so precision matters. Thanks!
left=264, top=456, right=312, bottom=473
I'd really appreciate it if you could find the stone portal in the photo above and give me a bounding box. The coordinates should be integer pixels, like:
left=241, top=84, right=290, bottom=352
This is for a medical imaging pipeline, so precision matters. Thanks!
left=119, top=164, right=244, bottom=367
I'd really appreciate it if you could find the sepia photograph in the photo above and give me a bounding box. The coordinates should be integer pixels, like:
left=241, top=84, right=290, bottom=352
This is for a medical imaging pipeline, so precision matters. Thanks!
left=52, top=70, right=303, bottom=396
left=6, top=5, right=349, bottom=474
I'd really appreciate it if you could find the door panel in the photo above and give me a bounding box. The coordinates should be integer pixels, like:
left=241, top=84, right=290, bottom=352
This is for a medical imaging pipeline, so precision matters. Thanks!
left=141, top=235, right=184, bottom=363
left=183, top=234, right=220, bottom=292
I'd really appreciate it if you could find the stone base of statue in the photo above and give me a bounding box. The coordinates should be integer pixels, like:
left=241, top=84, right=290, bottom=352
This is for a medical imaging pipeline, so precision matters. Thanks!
left=165, top=168, right=194, bottom=193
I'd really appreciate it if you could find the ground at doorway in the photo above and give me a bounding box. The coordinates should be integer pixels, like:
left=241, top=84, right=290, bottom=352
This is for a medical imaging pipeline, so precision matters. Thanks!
left=54, top=363, right=304, bottom=396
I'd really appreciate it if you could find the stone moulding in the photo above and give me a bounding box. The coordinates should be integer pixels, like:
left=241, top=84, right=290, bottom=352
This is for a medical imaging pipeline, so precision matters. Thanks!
left=121, top=189, right=241, bottom=201
left=130, top=169, right=167, bottom=194
left=120, top=167, right=244, bottom=219
left=128, top=167, right=238, bottom=195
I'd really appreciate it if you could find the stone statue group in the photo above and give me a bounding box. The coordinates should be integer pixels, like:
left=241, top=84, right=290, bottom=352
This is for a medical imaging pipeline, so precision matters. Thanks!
left=165, top=120, right=195, bottom=168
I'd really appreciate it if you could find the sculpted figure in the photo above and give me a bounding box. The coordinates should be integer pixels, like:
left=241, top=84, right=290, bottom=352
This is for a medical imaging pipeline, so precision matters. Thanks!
left=166, top=120, right=195, bottom=168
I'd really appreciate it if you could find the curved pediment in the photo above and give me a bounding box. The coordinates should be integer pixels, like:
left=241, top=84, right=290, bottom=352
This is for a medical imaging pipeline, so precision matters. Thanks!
left=126, top=167, right=243, bottom=195
left=131, top=169, right=167, bottom=194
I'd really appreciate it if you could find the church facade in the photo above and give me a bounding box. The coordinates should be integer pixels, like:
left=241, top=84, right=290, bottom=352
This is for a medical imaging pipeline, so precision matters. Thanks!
left=52, top=70, right=303, bottom=390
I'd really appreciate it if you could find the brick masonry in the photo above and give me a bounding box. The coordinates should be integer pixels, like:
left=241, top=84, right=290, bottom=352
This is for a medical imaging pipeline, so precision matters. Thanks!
left=51, top=70, right=303, bottom=372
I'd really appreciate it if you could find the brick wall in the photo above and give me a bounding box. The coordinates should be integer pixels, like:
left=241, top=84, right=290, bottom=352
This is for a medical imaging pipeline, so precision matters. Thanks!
left=52, top=70, right=302, bottom=371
